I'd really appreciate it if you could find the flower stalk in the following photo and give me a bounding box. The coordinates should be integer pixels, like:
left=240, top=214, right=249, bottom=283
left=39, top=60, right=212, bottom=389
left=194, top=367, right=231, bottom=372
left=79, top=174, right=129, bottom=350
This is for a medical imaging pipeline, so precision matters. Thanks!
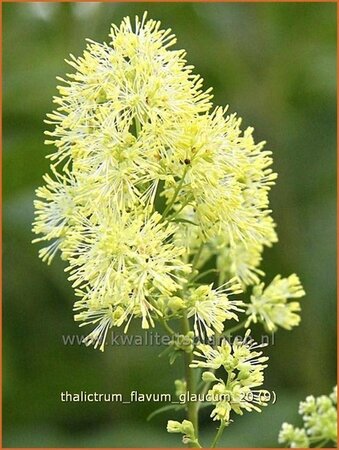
left=211, top=421, right=226, bottom=448
left=182, top=314, right=199, bottom=441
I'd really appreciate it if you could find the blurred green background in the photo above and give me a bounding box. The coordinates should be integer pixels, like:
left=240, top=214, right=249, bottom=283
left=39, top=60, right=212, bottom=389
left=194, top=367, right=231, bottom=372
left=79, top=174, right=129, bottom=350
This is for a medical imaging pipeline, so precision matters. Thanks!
left=3, top=2, right=336, bottom=448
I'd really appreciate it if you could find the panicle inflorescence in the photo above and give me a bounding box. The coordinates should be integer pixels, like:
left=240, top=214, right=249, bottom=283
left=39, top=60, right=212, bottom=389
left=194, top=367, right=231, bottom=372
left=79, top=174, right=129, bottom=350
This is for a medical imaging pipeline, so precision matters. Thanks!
left=33, top=10, right=304, bottom=370
left=190, top=330, right=269, bottom=424
left=279, top=386, right=337, bottom=448
left=245, top=274, right=305, bottom=332
left=33, top=12, right=307, bottom=444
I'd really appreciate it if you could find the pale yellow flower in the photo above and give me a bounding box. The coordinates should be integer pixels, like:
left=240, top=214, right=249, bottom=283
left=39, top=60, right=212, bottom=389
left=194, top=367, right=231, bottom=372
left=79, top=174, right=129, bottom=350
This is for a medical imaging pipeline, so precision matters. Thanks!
left=245, top=274, right=305, bottom=331
left=63, top=210, right=190, bottom=349
left=186, top=279, right=243, bottom=339
left=191, top=330, right=269, bottom=423
left=33, top=13, right=304, bottom=357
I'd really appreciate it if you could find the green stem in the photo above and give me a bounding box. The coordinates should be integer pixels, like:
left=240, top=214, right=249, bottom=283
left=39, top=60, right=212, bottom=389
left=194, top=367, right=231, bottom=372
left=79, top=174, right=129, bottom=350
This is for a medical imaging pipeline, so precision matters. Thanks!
left=189, top=268, right=218, bottom=284
left=187, top=242, right=204, bottom=283
left=310, top=438, right=329, bottom=447
left=211, top=421, right=226, bottom=448
left=167, top=195, right=193, bottom=221
left=161, top=318, right=176, bottom=336
left=196, top=331, right=219, bottom=411
left=223, top=320, right=247, bottom=338
left=163, top=166, right=189, bottom=218
left=182, top=313, right=199, bottom=445
left=134, top=117, right=141, bottom=136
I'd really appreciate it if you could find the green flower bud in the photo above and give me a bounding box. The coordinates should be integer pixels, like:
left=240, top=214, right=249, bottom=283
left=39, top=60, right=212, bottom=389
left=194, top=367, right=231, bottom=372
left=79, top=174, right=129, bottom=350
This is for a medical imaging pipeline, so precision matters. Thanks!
left=168, top=296, right=186, bottom=312
left=202, top=371, right=218, bottom=382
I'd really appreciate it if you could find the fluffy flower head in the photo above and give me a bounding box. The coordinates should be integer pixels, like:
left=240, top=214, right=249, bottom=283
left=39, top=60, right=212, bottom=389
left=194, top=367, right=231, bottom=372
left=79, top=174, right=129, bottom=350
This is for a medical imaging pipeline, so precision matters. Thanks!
left=279, top=386, right=337, bottom=448
left=186, top=279, right=243, bottom=339
left=245, top=274, right=305, bottom=332
left=191, top=330, right=269, bottom=423
left=32, top=12, right=303, bottom=354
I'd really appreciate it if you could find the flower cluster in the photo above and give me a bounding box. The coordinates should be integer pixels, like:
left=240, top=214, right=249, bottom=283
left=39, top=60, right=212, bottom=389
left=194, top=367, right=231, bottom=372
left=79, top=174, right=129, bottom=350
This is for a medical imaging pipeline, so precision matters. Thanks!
left=33, top=12, right=307, bottom=448
left=190, top=330, right=269, bottom=423
left=185, top=280, right=244, bottom=339
left=167, top=420, right=198, bottom=446
left=278, top=386, right=337, bottom=448
left=32, top=13, right=291, bottom=350
left=70, top=211, right=190, bottom=350
left=245, top=274, right=305, bottom=332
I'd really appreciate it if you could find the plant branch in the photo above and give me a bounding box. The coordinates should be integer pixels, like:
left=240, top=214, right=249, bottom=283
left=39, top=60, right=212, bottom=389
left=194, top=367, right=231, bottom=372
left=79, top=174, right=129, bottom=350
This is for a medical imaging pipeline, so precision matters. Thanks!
left=134, top=117, right=141, bottom=136
left=222, top=320, right=247, bottom=338
left=189, top=268, right=218, bottom=284
left=163, top=166, right=189, bottom=218
left=182, top=313, right=199, bottom=445
left=167, top=195, right=194, bottom=221
left=161, top=318, right=176, bottom=336
left=211, top=421, right=226, bottom=448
